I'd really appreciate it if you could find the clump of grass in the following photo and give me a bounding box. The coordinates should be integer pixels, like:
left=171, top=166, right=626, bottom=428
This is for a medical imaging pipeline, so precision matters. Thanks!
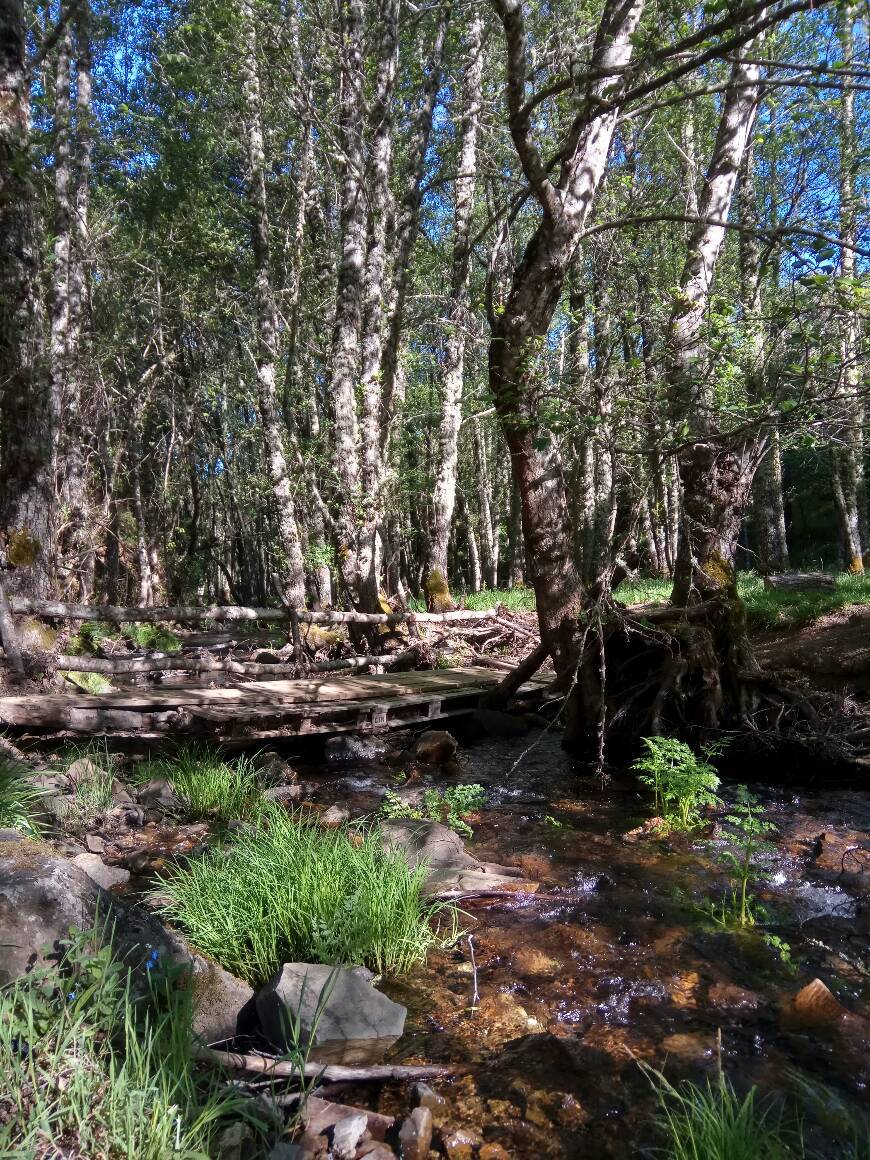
left=140, top=745, right=262, bottom=823
left=0, top=926, right=262, bottom=1158
left=0, top=757, right=46, bottom=834
left=642, top=1064, right=803, bottom=1159
left=62, top=741, right=115, bottom=825
left=156, top=804, right=454, bottom=984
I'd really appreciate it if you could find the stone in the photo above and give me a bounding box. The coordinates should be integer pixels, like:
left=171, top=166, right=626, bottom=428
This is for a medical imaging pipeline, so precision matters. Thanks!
left=412, top=1081, right=446, bottom=1112
left=265, top=783, right=302, bottom=803
left=267, top=1146, right=305, bottom=1160
left=511, top=946, right=559, bottom=977
left=471, top=708, right=528, bottom=737
left=259, top=753, right=298, bottom=784
left=325, top=735, right=389, bottom=766
left=0, top=829, right=23, bottom=843
left=398, top=1106, right=432, bottom=1160
left=479, top=1145, right=511, bottom=1160
left=330, top=1112, right=370, bottom=1160
left=72, top=853, right=130, bottom=891
left=442, top=1129, right=480, bottom=1160
left=85, top=833, right=106, bottom=853
left=785, top=978, right=848, bottom=1029
left=111, top=779, right=136, bottom=806
left=65, top=757, right=105, bottom=787
left=414, top=730, right=457, bottom=765
left=0, top=848, right=253, bottom=1042
left=321, top=804, right=350, bottom=828
left=215, top=1121, right=255, bottom=1160
left=357, top=1144, right=397, bottom=1159
left=477, top=992, right=542, bottom=1039
left=707, top=981, right=760, bottom=1011
left=381, top=819, right=533, bottom=898
left=256, top=963, right=407, bottom=1062
left=137, top=778, right=178, bottom=810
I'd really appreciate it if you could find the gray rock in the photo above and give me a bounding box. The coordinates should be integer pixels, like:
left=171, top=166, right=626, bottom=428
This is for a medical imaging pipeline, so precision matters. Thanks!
left=325, top=735, right=389, bottom=766
left=215, top=1121, right=255, bottom=1160
left=414, top=730, right=457, bottom=765
left=0, top=849, right=253, bottom=1044
left=321, top=804, right=349, bottom=827
left=137, top=778, right=178, bottom=810
left=111, top=778, right=136, bottom=806
left=267, top=1146, right=305, bottom=1160
left=0, top=829, right=23, bottom=843
left=264, top=783, right=302, bottom=803
left=72, top=852, right=130, bottom=890
left=412, top=1081, right=446, bottom=1112
left=66, top=757, right=105, bottom=786
left=331, top=1111, right=370, bottom=1160
left=398, top=1106, right=432, bottom=1160
left=256, top=963, right=406, bottom=1062
left=85, top=833, right=105, bottom=853
left=380, top=819, right=528, bottom=897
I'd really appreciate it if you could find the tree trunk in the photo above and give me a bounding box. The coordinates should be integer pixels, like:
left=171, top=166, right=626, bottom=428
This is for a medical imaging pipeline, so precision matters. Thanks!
left=831, top=0, right=865, bottom=573
left=426, top=12, right=483, bottom=597
left=0, top=0, right=56, bottom=597
left=487, top=0, right=645, bottom=675
left=667, top=45, right=764, bottom=605
left=239, top=0, right=306, bottom=608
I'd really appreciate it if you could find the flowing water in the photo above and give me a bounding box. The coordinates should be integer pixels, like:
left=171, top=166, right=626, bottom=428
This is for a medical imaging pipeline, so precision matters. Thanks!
left=301, top=727, right=869, bottom=1157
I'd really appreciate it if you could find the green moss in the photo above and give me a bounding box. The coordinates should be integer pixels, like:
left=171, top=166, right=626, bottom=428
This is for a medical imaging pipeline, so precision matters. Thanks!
left=5, top=528, right=39, bottom=568
left=424, top=568, right=454, bottom=612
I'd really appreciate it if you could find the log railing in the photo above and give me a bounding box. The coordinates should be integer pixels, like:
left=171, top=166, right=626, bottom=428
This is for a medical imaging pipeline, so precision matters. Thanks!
left=9, top=597, right=503, bottom=626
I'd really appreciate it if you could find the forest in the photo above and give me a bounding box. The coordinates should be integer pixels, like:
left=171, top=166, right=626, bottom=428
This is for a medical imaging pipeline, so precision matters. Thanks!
left=0, top=0, right=868, bottom=1156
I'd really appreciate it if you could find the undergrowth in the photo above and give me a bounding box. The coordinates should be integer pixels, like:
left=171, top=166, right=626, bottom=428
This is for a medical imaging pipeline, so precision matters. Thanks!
left=0, top=926, right=262, bottom=1158
left=408, top=586, right=536, bottom=613
left=156, top=804, right=454, bottom=984
left=62, top=741, right=115, bottom=826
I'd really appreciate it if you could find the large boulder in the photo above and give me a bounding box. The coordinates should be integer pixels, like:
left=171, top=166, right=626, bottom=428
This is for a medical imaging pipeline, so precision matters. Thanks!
left=380, top=819, right=534, bottom=898
left=0, top=846, right=252, bottom=1044
left=414, top=730, right=457, bottom=766
left=256, top=963, right=406, bottom=1063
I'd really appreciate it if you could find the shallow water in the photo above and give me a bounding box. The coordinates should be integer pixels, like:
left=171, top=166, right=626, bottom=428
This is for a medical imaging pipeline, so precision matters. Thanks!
left=302, top=729, right=870, bottom=1157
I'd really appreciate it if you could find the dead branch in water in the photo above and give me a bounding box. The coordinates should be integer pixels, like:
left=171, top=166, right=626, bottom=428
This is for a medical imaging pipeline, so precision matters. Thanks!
left=191, top=1044, right=456, bottom=1082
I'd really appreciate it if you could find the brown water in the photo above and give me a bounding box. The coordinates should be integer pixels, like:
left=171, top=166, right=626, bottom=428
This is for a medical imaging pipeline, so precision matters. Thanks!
left=302, top=729, right=870, bottom=1158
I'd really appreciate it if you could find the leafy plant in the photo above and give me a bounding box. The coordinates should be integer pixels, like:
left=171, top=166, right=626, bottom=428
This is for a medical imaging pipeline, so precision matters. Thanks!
left=0, top=925, right=263, bottom=1158
left=0, top=757, right=46, bottom=834
left=641, top=1063, right=804, bottom=1159
left=705, top=785, right=777, bottom=929
left=380, top=783, right=486, bottom=838
left=156, top=804, right=455, bottom=984
left=632, top=736, right=722, bottom=830
left=120, top=622, right=182, bottom=653
left=142, top=745, right=262, bottom=823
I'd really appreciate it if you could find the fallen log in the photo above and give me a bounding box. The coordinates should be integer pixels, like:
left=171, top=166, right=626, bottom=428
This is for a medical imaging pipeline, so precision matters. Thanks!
left=191, top=1044, right=456, bottom=1082
left=763, top=572, right=837, bottom=591
left=480, top=640, right=550, bottom=708
left=9, top=597, right=502, bottom=627
left=53, top=645, right=423, bottom=677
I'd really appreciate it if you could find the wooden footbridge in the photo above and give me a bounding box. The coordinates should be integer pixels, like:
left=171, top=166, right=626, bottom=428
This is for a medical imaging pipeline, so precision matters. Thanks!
left=0, top=667, right=549, bottom=740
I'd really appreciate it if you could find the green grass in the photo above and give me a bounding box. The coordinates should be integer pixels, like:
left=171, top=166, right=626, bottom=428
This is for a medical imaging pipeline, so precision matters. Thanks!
left=0, top=757, right=46, bottom=834
left=156, top=804, right=454, bottom=984
left=137, top=745, right=263, bottom=824
left=616, top=571, right=870, bottom=631
left=0, top=926, right=263, bottom=1158
left=643, top=1066, right=802, bottom=1159
left=408, top=585, right=536, bottom=613
left=61, top=741, right=116, bottom=825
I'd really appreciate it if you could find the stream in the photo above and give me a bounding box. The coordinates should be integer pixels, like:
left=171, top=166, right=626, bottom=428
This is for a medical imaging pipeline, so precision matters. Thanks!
left=298, top=725, right=870, bottom=1157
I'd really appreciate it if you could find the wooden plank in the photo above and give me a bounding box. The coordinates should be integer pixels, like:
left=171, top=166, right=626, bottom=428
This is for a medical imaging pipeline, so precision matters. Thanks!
left=0, top=667, right=545, bottom=732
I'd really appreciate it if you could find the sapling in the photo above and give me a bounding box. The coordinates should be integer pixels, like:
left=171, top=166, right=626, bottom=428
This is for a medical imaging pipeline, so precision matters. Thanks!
left=631, top=737, right=722, bottom=830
